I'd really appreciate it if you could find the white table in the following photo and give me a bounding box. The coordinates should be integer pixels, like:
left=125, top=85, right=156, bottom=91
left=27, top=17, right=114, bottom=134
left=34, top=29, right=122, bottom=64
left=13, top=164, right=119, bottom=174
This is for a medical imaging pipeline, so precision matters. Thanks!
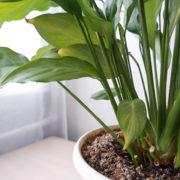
left=0, top=137, right=82, bottom=180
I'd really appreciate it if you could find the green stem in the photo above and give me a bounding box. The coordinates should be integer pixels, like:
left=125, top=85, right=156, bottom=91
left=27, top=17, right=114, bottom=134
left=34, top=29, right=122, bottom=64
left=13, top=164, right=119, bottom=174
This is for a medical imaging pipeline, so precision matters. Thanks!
left=157, top=0, right=169, bottom=137
left=57, top=82, right=139, bottom=165
left=129, top=54, right=150, bottom=111
left=137, top=0, right=157, bottom=131
left=118, top=24, right=133, bottom=81
left=153, top=49, right=159, bottom=100
left=74, top=16, right=118, bottom=113
left=168, top=21, right=180, bottom=113
left=112, top=39, right=138, bottom=99
left=57, top=81, right=121, bottom=142
left=96, top=32, right=122, bottom=102
left=159, top=90, right=180, bottom=154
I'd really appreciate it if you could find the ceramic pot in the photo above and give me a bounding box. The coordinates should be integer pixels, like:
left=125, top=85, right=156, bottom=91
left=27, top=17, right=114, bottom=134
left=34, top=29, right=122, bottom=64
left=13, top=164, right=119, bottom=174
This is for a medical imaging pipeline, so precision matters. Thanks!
left=73, top=125, right=119, bottom=180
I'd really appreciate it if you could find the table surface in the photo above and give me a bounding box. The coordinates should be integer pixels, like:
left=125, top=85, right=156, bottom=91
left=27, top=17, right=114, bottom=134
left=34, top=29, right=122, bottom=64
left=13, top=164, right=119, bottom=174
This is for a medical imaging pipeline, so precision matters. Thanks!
left=0, top=137, right=82, bottom=180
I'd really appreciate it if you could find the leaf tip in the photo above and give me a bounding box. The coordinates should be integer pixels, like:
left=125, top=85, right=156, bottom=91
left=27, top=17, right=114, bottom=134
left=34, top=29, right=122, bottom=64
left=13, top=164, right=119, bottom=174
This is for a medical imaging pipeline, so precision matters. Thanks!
left=25, top=18, right=33, bottom=24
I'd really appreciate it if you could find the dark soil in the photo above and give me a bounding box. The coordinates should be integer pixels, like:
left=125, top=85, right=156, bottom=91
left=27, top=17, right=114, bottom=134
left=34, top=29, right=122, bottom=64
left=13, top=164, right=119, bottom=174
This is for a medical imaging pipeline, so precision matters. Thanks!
left=82, top=130, right=180, bottom=180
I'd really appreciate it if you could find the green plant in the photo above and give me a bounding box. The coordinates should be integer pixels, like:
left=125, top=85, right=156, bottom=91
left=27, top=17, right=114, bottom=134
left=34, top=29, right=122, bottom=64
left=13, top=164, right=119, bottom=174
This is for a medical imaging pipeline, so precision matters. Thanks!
left=0, top=0, right=180, bottom=167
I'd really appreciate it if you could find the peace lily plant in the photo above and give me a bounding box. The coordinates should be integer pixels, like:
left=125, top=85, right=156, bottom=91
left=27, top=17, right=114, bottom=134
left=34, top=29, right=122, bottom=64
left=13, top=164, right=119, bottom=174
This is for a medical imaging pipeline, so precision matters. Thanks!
left=0, top=0, right=180, bottom=168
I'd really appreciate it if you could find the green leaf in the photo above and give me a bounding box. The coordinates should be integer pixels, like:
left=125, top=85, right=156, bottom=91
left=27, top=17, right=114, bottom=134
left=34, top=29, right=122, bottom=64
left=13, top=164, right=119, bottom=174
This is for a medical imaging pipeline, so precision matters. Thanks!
left=117, top=99, right=147, bottom=149
left=1, top=57, right=99, bottom=85
left=103, top=0, right=122, bottom=28
left=28, top=13, right=97, bottom=48
left=169, top=0, right=180, bottom=37
left=124, top=0, right=137, bottom=33
left=144, top=0, right=162, bottom=48
left=123, top=0, right=139, bottom=34
left=0, top=0, right=22, bottom=2
left=0, top=0, right=51, bottom=27
left=52, top=0, right=82, bottom=17
left=124, top=0, right=162, bottom=47
left=31, top=45, right=60, bottom=60
left=0, top=47, right=28, bottom=84
left=78, top=0, right=113, bottom=36
left=58, top=44, right=111, bottom=78
left=91, top=88, right=117, bottom=100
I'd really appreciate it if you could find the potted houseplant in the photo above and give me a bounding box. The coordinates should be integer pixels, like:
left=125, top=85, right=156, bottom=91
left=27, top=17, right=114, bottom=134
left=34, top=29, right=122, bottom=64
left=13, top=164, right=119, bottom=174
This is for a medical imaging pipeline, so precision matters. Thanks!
left=0, top=0, right=180, bottom=179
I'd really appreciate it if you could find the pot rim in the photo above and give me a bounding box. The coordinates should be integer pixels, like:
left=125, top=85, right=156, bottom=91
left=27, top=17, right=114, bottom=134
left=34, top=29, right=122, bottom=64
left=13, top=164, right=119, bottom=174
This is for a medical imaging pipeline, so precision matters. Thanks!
left=73, top=125, right=119, bottom=180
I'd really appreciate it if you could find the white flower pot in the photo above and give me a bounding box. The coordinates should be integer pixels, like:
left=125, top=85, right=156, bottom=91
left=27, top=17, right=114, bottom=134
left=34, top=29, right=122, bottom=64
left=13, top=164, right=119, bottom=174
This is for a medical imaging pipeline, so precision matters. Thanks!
left=73, top=125, right=119, bottom=180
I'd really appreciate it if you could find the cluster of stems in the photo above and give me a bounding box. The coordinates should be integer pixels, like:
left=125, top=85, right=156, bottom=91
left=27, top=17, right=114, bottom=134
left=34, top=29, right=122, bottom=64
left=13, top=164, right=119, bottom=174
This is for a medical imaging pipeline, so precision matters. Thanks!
left=58, top=0, right=180, bottom=166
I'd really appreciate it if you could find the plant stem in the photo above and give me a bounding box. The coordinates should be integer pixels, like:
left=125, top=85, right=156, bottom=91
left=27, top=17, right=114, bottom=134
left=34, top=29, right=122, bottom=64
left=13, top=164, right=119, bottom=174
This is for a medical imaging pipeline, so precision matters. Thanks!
left=57, top=81, right=122, bottom=145
left=137, top=0, right=157, bottom=131
left=112, top=39, right=138, bottom=99
left=157, top=0, right=169, bottom=137
left=74, top=16, right=118, bottom=113
left=159, top=90, right=180, bottom=154
left=57, top=81, right=140, bottom=165
left=95, top=32, right=122, bottom=102
left=153, top=49, right=159, bottom=100
left=168, top=21, right=180, bottom=113
left=129, top=54, right=150, bottom=111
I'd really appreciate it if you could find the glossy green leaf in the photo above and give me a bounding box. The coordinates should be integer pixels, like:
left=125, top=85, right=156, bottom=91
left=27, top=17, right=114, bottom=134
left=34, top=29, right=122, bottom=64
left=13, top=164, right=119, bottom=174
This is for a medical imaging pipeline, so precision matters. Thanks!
left=124, top=0, right=137, bottom=32
left=1, top=57, right=99, bottom=85
left=31, top=45, right=60, bottom=60
left=103, top=0, right=122, bottom=28
left=58, top=44, right=111, bottom=78
left=91, top=88, right=116, bottom=100
left=29, top=13, right=97, bottom=48
left=78, top=0, right=113, bottom=36
left=52, top=0, right=82, bottom=17
left=117, top=99, right=147, bottom=149
left=0, top=47, right=28, bottom=83
left=169, top=0, right=180, bottom=37
left=123, top=0, right=139, bottom=34
left=0, top=0, right=51, bottom=27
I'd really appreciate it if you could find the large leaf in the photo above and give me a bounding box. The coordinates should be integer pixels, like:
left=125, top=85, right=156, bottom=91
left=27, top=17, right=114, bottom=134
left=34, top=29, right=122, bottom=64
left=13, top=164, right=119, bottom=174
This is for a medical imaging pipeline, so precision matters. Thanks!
left=31, top=45, right=60, bottom=60
left=91, top=88, right=117, bottom=100
left=52, top=0, right=82, bottom=17
left=169, top=0, right=180, bottom=37
left=1, top=57, right=99, bottom=85
left=78, top=0, right=113, bottom=37
left=117, top=99, right=147, bottom=149
left=58, top=44, right=111, bottom=78
left=0, top=47, right=28, bottom=83
left=28, top=13, right=97, bottom=48
left=0, top=0, right=51, bottom=27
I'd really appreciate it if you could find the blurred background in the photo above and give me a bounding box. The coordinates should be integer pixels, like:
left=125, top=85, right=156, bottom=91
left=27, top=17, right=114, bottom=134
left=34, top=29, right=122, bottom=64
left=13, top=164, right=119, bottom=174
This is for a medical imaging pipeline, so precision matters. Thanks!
left=0, top=6, right=150, bottom=155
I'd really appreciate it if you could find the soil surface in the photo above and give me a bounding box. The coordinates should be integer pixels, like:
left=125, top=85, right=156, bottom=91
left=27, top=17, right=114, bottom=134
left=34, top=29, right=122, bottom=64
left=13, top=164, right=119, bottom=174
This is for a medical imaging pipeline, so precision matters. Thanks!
left=82, top=130, right=180, bottom=180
